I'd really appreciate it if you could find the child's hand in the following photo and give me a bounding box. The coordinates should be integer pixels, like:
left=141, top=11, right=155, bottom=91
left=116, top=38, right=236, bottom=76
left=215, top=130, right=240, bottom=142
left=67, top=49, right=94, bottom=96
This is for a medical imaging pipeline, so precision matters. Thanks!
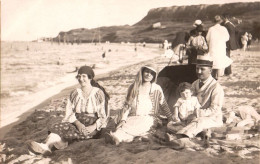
left=195, top=108, right=200, bottom=118
left=116, top=120, right=126, bottom=129
left=186, top=114, right=196, bottom=124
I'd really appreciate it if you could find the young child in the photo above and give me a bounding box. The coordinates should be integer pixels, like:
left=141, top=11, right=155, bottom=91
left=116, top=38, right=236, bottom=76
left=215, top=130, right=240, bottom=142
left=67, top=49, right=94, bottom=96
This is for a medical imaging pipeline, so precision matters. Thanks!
left=173, top=82, right=201, bottom=124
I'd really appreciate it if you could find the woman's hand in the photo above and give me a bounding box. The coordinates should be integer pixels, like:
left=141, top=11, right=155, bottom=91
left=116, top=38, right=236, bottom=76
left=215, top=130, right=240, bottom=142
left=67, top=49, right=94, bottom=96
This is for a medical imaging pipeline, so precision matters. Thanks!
left=116, top=120, right=126, bottom=129
left=74, top=120, right=86, bottom=133
left=82, top=124, right=97, bottom=136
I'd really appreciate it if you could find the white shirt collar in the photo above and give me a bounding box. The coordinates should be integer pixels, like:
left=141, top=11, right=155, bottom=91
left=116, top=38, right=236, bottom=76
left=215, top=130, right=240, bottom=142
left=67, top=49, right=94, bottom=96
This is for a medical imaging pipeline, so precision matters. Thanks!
left=199, top=75, right=213, bottom=84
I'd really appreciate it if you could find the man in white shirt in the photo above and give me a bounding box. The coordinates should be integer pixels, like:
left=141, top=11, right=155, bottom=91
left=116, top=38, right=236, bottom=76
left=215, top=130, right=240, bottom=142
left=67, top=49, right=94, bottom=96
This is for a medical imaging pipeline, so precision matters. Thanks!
left=206, top=15, right=232, bottom=80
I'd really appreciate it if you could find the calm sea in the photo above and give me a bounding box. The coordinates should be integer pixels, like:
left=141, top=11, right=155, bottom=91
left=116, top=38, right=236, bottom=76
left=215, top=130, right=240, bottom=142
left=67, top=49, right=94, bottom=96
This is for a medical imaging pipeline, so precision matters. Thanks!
left=1, top=41, right=161, bottom=123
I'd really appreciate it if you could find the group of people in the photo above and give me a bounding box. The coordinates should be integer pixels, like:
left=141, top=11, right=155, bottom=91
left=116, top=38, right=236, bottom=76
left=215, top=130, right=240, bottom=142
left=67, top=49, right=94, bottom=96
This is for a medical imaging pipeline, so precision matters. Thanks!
left=28, top=48, right=226, bottom=155
left=186, top=14, right=251, bottom=80
left=27, top=14, right=255, bottom=156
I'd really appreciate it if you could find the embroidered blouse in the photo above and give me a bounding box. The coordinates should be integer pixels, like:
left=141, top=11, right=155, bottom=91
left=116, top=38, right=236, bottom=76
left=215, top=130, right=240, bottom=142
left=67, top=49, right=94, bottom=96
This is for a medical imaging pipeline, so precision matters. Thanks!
left=63, top=87, right=108, bottom=131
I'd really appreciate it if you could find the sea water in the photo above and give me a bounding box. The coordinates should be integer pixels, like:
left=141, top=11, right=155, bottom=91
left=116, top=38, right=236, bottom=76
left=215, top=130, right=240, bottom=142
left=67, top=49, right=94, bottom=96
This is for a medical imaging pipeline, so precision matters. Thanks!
left=1, top=41, right=161, bottom=127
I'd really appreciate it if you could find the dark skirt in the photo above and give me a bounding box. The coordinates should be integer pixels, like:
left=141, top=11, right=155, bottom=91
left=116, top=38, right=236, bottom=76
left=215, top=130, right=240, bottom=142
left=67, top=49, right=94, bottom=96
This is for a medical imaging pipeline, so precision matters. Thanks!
left=48, top=113, right=98, bottom=141
left=187, top=47, right=197, bottom=65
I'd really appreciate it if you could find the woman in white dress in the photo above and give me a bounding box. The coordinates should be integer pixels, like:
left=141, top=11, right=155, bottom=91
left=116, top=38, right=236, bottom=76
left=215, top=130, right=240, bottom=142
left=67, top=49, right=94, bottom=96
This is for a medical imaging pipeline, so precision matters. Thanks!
left=106, top=64, right=173, bottom=145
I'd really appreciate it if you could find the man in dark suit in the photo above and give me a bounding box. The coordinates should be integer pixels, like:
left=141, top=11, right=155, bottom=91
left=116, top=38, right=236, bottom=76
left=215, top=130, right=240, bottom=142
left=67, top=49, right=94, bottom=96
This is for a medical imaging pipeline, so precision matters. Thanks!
left=222, top=14, right=239, bottom=76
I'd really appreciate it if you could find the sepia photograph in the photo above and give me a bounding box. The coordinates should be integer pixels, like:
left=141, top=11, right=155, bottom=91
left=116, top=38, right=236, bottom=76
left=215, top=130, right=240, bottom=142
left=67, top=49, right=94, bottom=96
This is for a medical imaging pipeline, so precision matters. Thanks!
left=1, top=0, right=260, bottom=163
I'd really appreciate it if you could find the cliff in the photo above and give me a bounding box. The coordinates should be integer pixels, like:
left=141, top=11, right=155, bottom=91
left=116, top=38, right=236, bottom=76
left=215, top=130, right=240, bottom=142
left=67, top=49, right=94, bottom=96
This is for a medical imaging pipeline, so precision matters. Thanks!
left=53, top=2, right=260, bottom=43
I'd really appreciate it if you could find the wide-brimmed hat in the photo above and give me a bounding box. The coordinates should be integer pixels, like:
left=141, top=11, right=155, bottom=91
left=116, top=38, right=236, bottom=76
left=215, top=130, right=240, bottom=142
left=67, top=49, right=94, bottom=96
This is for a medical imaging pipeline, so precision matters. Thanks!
left=196, top=54, right=213, bottom=67
left=193, top=20, right=202, bottom=27
left=142, top=64, right=157, bottom=74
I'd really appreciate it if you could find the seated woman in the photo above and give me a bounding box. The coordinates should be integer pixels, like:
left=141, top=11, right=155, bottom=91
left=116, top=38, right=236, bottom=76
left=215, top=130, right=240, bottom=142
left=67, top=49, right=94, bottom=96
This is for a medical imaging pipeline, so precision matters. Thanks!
left=28, top=66, right=110, bottom=155
left=106, top=64, right=174, bottom=145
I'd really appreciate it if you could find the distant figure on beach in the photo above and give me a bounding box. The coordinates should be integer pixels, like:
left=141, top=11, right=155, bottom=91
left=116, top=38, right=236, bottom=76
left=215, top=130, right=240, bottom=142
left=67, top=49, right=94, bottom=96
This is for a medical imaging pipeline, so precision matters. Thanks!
left=102, top=51, right=106, bottom=59
left=221, top=14, right=240, bottom=76
left=28, top=66, right=110, bottom=155
left=57, top=57, right=63, bottom=65
left=247, top=33, right=252, bottom=49
left=105, top=64, right=174, bottom=145
left=186, top=26, right=208, bottom=64
left=206, top=15, right=232, bottom=80
left=241, top=32, right=249, bottom=51
left=167, top=55, right=224, bottom=146
left=163, top=40, right=169, bottom=55
left=190, top=20, right=207, bottom=39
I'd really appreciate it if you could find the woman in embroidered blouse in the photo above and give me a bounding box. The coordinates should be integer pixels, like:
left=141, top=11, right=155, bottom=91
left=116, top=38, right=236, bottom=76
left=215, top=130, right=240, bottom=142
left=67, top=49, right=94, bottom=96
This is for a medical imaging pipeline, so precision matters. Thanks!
left=105, top=64, right=173, bottom=145
left=28, top=66, right=109, bottom=155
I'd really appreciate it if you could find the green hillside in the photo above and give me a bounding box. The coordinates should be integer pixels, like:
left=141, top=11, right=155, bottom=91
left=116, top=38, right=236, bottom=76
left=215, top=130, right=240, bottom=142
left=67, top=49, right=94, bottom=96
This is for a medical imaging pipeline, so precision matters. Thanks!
left=53, top=2, right=260, bottom=43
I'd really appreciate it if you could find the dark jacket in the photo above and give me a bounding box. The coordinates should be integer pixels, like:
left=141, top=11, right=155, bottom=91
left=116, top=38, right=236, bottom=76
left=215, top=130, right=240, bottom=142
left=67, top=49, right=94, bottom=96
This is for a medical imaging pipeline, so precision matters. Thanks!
left=223, top=21, right=240, bottom=50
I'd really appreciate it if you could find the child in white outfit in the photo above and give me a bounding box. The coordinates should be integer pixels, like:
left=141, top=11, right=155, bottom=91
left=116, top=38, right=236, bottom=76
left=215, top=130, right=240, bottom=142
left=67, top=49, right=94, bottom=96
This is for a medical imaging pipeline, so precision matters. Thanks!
left=173, top=82, right=201, bottom=124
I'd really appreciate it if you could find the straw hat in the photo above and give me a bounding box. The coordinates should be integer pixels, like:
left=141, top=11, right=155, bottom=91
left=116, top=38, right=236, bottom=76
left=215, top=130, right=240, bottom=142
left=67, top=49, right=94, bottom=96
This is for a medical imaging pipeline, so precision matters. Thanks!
left=193, top=20, right=202, bottom=27
left=196, top=54, right=213, bottom=67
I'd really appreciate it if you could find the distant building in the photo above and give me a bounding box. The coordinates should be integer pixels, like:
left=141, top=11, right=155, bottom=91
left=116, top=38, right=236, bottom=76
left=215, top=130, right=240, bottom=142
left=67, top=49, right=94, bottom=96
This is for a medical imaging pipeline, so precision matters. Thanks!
left=152, top=22, right=166, bottom=29
left=152, top=22, right=161, bottom=29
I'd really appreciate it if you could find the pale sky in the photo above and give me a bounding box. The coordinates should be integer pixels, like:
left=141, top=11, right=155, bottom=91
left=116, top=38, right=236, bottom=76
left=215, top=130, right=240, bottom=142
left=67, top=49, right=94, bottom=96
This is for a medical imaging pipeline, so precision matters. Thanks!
left=1, top=0, right=259, bottom=41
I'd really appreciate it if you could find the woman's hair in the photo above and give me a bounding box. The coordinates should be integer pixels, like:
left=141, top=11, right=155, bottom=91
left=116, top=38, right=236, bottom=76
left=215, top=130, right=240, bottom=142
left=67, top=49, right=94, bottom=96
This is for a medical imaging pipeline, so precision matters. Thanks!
left=214, top=15, right=223, bottom=23
left=91, top=80, right=110, bottom=115
left=177, top=82, right=192, bottom=94
left=125, top=65, right=157, bottom=105
left=196, top=25, right=204, bottom=33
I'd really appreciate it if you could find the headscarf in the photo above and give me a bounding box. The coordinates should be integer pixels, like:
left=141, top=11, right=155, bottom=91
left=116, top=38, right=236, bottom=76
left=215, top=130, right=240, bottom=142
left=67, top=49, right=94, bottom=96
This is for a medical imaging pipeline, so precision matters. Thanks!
left=77, top=66, right=110, bottom=114
left=77, top=66, right=95, bottom=78
left=126, top=64, right=157, bottom=105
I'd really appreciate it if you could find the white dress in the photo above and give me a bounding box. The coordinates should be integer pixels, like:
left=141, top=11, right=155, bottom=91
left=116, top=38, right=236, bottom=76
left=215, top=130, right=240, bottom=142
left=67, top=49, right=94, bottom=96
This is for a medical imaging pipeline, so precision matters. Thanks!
left=112, top=93, right=154, bottom=142
left=206, top=24, right=233, bottom=69
left=175, top=96, right=201, bottom=121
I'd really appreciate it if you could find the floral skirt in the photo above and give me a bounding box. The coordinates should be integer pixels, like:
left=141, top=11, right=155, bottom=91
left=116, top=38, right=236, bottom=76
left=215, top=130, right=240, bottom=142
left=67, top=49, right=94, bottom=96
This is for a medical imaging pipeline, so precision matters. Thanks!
left=48, top=113, right=98, bottom=141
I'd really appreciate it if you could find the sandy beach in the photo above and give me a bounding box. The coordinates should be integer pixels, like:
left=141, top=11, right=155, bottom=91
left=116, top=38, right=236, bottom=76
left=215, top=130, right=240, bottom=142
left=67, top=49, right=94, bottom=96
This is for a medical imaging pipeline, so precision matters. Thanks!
left=0, top=43, right=259, bottom=164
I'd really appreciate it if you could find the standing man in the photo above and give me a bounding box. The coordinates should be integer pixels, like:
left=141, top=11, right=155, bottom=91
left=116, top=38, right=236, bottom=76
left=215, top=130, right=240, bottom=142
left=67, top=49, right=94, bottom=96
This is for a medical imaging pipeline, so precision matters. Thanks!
left=206, top=15, right=232, bottom=80
left=222, top=14, right=239, bottom=76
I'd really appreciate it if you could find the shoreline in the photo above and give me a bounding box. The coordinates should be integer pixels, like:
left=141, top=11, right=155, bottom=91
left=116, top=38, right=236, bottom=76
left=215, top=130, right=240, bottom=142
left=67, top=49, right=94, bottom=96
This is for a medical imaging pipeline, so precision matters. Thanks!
left=0, top=55, right=162, bottom=139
